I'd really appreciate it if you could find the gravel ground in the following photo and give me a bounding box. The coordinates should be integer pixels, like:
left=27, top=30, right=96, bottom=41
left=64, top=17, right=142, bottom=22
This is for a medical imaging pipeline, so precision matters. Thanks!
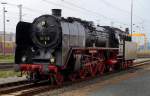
left=89, top=67, right=150, bottom=96
left=36, top=64, right=150, bottom=96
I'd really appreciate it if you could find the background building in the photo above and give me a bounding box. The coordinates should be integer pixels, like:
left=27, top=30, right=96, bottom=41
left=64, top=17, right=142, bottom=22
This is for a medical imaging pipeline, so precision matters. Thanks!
left=0, top=31, right=15, bottom=55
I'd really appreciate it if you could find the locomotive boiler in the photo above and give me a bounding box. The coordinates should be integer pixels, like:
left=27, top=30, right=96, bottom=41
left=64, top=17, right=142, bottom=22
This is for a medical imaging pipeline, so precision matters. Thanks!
left=15, top=9, right=137, bottom=84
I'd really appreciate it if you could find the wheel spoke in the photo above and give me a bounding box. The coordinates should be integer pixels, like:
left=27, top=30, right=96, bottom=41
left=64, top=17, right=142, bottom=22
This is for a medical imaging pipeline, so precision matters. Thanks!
left=91, top=64, right=97, bottom=76
left=98, top=62, right=105, bottom=75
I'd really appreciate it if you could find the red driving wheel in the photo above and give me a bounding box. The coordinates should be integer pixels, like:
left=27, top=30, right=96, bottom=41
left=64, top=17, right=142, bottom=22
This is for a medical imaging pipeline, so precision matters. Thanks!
left=79, top=69, right=86, bottom=79
left=54, top=73, right=64, bottom=85
left=98, top=62, right=105, bottom=75
left=91, top=64, right=98, bottom=76
left=98, top=53, right=105, bottom=75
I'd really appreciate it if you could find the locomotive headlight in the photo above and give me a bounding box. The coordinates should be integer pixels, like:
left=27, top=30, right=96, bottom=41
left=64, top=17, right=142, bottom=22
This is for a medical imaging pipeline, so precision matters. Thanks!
left=50, top=58, right=55, bottom=63
left=41, top=21, right=46, bottom=26
left=22, top=56, right=26, bottom=62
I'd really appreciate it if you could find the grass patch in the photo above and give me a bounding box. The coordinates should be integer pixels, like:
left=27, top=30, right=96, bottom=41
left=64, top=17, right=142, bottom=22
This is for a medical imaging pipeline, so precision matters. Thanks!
left=0, top=70, right=20, bottom=78
left=0, top=55, right=14, bottom=63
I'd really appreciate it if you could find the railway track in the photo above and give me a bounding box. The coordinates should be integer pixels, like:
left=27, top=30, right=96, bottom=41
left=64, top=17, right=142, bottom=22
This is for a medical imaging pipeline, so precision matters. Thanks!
left=0, top=63, right=14, bottom=70
left=133, top=60, right=150, bottom=67
left=0, top=60, right=150, bottom=96
left=0, top=80, right=29, bottom=88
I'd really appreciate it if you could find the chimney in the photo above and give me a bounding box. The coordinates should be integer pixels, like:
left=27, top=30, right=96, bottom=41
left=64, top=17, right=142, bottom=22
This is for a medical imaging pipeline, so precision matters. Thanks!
left=52, top=9, right=62, bottom=17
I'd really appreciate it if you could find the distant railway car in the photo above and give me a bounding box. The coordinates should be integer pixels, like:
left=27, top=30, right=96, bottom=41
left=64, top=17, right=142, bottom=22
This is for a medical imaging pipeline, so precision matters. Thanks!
left=14, top=9, right=137, bottom=84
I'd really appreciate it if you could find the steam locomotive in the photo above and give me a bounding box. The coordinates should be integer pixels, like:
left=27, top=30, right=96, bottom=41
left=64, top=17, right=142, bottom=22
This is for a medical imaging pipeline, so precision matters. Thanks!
left=15, top=9, right=137, bottom=84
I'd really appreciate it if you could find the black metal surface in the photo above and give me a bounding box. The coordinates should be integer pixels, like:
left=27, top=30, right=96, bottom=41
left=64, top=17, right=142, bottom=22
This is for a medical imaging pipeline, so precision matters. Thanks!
left=16, top=21, right=32, bottom=46
left=32, top=15, right=62, bottom=48
left=52, top=9, right=62, bottom=17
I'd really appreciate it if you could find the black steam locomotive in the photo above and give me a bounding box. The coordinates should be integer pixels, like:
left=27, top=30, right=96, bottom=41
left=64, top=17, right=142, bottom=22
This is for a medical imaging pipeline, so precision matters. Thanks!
left=15, top=9, right=136, bottom=84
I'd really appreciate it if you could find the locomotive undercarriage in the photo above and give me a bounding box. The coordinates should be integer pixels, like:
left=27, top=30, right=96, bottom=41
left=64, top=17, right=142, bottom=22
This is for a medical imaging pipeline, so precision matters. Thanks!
left=19, top=47, right=133, bottom=85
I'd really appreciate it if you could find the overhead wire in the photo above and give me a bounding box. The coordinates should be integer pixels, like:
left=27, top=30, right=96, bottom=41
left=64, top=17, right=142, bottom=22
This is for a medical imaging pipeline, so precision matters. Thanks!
left=0, top=0, right=130, bottom=27
left=98, top=0, right=150, bottom=24
left=63, top=0, right=128, bottom=23
left=0, top=1, right=46, bottom=14
left=135, top=0, right=150, bottom=22
left=99, top=0, right=130, bottom=14
left=44, top=0, right=130, bottom=26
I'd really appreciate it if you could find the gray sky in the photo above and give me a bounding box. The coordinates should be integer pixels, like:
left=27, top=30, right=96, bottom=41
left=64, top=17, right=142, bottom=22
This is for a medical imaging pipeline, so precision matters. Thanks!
left=0, top=0, right=150, bottom=42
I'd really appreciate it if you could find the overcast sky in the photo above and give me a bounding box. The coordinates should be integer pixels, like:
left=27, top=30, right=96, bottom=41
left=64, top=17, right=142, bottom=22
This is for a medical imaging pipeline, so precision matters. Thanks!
left=0, top=0, right=150, bottom=42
